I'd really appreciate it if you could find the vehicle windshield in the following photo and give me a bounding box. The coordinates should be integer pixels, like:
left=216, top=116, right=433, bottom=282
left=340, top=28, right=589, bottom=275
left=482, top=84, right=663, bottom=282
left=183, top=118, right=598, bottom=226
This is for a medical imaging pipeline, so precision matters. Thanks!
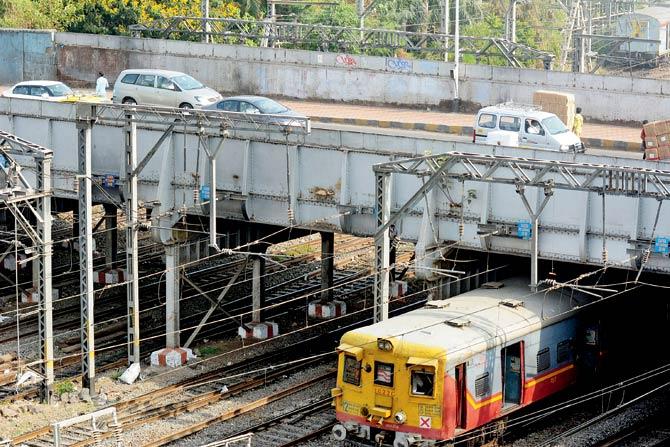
left=254, top=98, right=289, bottom=114
left=50, top=83, right=73, bottom=96
left=171, top=75, right=204, bottom=90
left=541, top=116, right=569, bottom=135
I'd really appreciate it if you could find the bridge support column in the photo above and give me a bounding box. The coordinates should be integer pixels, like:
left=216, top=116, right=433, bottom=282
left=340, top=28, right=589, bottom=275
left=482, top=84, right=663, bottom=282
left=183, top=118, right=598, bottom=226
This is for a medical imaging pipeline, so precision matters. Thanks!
left=308, top=232, right=346, bottom=319
left=239, top=255, right=278, bottom=340
left=151, top=243, right=193, bottom=368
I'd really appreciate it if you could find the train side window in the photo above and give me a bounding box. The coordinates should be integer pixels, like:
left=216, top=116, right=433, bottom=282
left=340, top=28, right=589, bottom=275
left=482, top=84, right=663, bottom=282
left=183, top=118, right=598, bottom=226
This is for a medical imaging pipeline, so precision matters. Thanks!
left=374, top=362, right=394, bottom=387
left=343, top=355, right=361, bottom=386
left=557, top=339, right=573, bottom=364
left=537, top=347, right=550, bottom=372
left=410, top=369, right=434, bottom=396
left=478, top=113, right=497, bottom=129
left=475, top=372, right=490, bottom=397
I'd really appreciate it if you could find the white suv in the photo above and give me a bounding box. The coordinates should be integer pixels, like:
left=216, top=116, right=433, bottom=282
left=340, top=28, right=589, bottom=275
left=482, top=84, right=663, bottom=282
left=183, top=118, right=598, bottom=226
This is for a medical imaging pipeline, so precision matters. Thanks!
left=112, top=69, right=221, bottom=109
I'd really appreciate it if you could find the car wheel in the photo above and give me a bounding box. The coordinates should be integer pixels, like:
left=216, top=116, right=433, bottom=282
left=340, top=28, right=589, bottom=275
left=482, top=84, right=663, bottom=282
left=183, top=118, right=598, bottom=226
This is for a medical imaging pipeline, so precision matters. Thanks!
left=179, top=103, right=194, bottom=109
left=122, top=97, right=137, bottom=105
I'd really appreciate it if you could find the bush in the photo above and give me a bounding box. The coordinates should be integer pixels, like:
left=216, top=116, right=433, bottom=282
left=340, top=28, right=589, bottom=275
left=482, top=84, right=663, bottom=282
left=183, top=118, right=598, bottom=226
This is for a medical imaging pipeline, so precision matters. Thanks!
left=54, top=380, right=75, bottom=396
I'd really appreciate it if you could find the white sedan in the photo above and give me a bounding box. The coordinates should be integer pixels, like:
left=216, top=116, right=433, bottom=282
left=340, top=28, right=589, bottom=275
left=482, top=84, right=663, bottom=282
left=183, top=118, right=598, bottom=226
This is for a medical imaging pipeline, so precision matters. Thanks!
left=2, top=80, right=109, bottom=103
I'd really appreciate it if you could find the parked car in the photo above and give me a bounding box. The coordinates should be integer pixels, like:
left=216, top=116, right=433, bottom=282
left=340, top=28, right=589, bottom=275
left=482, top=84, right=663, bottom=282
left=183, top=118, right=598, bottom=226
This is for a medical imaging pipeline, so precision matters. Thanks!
left=2, top=80, right=109, bottom=103
left=203, top=95, right=307, bottom=127
left=473, top=103, right=585, bottom=153
left=112, top=69, right=221, bottom=109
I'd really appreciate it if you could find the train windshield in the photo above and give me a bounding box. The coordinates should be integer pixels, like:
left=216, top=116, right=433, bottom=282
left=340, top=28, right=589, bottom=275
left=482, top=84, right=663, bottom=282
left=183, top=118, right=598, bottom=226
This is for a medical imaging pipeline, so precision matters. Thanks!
left=411, top=369, right=434, bottom=396
left=343, top=355, right=361, bottom=386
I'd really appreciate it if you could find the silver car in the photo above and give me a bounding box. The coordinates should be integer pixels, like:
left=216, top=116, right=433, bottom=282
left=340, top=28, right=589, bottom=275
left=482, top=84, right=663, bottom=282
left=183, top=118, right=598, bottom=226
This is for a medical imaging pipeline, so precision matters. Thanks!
left=112, top=69, right=221, bottom=109
left=203, top=95, right=307, bottom=126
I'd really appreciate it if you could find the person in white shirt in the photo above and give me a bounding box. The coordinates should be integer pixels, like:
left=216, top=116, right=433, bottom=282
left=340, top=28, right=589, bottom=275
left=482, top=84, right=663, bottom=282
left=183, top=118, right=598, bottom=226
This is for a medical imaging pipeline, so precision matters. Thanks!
left=96, top=72, right=109, bottom=98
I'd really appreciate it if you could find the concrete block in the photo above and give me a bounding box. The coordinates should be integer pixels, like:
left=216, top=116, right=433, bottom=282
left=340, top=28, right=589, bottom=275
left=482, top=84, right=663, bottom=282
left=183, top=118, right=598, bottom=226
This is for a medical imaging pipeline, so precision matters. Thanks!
left=21, top=287, right=60, bottom=304
left=237, top=46, right=262, bottom=61
left=491, top=67, right=521, bottom=83
left=238, top=321, right=279, bottom=340
left=308, top=300, right=347, bottom=319
left=364, top=55, right=387, bottom=72
left=414, top=60, right=439, bottom=76
left=212, top=45, right=238, bottom=60
left=150, top=347, right=195, bottom=367
left=94, top=268, right=126, bottom=285
left=574, top=73, right=605, bottom=90
left=631, top=78, right=663, bottom=95
left=602, top=75, right=632, bottom=92
left=390, top=280, right=408, bottom=299
left=259, top=47, right=280, bottom=62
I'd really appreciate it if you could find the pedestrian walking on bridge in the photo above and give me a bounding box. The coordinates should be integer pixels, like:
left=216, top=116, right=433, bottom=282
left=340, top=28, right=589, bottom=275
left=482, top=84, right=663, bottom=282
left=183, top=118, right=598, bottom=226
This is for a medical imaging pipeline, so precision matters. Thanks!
left=96, top=72, right=109, bottom=98
left=573, top=107, right=584, bottom=138
left=642, top=120, right=649, bottom=159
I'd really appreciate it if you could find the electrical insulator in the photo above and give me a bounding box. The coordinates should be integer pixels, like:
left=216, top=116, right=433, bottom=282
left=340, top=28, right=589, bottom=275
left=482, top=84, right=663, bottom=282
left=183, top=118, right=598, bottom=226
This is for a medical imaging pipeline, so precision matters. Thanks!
left=287, top=208, right=295, bottom=222
left=601, top=249, right=608, bottom=264
left=458, top=222, right=465, bottom=238
left=642, top=249, right=651, bottom=264
left=193, top=189, right=198, bottom=203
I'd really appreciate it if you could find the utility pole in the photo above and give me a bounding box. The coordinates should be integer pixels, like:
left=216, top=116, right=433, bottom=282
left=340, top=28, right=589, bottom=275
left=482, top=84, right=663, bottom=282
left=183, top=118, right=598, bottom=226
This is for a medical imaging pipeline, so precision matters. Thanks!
left=453, top=0, right=460, bottom=107
left=444, top=0, right=450, bottom=61
left=201, top=0, right=210, bottom=43
left=505, top=0, right=518, bottom=43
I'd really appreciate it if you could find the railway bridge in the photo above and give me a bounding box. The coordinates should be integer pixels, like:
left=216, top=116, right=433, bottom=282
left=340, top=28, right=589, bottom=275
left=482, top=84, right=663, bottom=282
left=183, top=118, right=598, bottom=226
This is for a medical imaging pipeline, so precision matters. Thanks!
left=1, top=93, right=669, bottom=401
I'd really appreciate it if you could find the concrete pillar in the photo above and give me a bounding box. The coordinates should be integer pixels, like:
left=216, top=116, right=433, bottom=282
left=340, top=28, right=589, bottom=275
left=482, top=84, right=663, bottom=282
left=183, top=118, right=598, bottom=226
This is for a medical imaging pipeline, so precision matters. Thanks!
left=165, top=243, right=180, bottom=349
left=251, top=255, right=266, bottom=323
left=103, top=204, right=117, bottom=268
left=320, top=232, right=334, bottom=302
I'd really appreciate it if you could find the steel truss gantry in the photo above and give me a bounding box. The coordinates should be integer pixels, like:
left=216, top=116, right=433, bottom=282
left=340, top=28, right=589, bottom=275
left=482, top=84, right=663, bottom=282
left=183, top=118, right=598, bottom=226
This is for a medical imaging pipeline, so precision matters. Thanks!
left=129, top=17, right=555, bottom=68
left=76, top=103, right=309, bottom=367
left=372, top=152, right=670, bottom=322
left=0, top=130, right=53, bottom=402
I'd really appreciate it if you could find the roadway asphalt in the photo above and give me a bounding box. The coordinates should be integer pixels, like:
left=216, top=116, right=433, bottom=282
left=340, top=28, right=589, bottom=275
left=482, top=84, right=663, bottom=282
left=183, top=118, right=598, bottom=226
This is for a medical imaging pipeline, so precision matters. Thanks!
left=0, top=83, right=645, bottom=158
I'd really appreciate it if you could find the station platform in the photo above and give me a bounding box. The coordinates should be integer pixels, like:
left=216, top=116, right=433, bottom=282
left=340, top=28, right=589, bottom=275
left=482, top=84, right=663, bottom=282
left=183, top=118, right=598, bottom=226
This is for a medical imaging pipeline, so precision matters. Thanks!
left=282, top=100, right=643, bottom=152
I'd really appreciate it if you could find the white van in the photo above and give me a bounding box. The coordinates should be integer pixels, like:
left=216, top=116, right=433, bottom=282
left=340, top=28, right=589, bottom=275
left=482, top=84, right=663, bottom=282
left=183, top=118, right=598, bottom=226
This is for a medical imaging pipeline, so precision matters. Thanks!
left=112, top=69, right=221, bottom=109
left=473, top=103, right=584, bottom=153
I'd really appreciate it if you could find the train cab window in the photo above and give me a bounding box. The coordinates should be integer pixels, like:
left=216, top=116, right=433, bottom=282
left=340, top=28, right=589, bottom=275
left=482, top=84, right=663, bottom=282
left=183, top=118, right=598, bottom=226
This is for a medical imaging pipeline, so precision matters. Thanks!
left=343, top=355, right=362, bottom=386
left=410, top=369, right=434, bottom=396
left=477, top=113, right=497, bottom=129
left=537, top=347, right=550, bottom=372
left=374, top=362, right=394, bottom=387
left=475, top=372, right=490, bottom=397
left=557, top=339, right=573, bottom=363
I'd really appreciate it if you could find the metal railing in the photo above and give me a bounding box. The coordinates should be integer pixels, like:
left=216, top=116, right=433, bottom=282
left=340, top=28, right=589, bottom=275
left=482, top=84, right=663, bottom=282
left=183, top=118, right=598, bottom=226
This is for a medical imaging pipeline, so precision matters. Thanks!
left=199, top=433, right=253, bottom=447
left=129, top=17, right=555, bottom=68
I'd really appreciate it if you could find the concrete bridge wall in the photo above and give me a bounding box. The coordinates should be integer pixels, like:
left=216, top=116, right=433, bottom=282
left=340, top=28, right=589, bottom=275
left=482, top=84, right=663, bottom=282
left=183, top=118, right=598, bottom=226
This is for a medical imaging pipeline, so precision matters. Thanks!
left=1, top=28, right=669, bottom=122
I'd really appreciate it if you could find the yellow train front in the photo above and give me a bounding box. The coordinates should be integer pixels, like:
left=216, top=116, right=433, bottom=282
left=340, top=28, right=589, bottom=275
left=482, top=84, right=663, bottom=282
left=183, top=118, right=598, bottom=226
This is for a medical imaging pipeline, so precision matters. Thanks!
left=331, top=278, right=598, bottom=447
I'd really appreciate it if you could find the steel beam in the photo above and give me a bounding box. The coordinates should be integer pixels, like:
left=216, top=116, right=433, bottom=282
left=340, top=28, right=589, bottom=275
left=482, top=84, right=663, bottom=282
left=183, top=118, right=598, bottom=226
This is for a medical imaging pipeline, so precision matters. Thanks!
left=373, top=172, right=391, bottom=322
left=103, top=203, right=118, bottom=268
left=77, top=106, right=96, bottom=396
left=125, top=112, right=141, bottom=365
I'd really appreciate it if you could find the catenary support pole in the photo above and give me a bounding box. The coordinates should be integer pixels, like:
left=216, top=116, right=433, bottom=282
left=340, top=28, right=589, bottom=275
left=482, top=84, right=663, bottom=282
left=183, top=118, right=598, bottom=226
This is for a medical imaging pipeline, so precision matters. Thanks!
left=125, top=112, right=141, bottom=365
left=251, top=256, right=266, bottom=323
left=36, top=153, right=54, bottom=403
left=77, top=105, right=96, bottom=396
left=165, top=243, right=180, bottom=349
left=103, top=203, right=118, bottom=268
left=373, top=173, right=391, bottom=323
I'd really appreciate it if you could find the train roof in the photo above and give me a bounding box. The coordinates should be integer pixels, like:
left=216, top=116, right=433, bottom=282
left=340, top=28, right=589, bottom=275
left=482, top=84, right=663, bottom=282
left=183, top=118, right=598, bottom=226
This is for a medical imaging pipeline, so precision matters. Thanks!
left=340, top=277, right=590, bottom=363
left=623, top=7, right=670, bottom=26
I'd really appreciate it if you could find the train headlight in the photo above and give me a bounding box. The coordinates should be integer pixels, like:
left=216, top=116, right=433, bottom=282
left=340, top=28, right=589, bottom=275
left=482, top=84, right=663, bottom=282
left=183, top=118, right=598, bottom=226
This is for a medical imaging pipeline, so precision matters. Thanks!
left=377, top=338, right=394, bottom=351
left=394, top=410, right=407, bottom=424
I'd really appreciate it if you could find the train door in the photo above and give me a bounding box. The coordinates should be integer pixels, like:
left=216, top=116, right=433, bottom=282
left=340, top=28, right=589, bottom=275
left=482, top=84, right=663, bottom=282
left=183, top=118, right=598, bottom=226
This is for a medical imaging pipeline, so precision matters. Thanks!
left=501, top=342, right=523, bottom=407
left=455, top=363, right=467, bottom=429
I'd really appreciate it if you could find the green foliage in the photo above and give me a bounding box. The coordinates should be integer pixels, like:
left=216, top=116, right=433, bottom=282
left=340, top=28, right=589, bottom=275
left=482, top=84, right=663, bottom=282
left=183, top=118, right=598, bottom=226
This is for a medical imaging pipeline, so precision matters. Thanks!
left=299, top=1, right=358, bottom=28
left=54, top=380, right=75, bottom=396
left=110, top=369, right=123, bottom=380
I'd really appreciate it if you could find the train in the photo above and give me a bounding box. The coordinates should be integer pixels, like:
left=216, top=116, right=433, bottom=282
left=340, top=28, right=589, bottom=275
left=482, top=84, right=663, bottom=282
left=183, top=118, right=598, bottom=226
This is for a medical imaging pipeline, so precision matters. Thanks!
left=330, top=277, right=603, bottom=447
left=615, top=7, right=670, bottom=65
